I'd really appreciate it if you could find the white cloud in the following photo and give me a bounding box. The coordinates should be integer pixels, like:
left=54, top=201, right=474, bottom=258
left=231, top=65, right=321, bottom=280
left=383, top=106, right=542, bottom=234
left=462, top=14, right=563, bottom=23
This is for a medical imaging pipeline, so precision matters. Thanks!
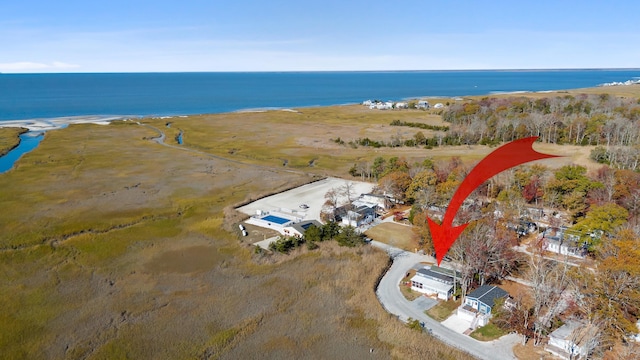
left=0, top=61, right=79, bottom=72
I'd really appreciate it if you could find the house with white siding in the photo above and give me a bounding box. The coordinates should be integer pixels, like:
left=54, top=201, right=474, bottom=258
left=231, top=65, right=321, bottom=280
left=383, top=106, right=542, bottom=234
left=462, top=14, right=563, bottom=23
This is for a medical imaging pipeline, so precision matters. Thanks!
left=545, top=320, right=599, bottom=360
left=410, top=266, right=460, bottom=300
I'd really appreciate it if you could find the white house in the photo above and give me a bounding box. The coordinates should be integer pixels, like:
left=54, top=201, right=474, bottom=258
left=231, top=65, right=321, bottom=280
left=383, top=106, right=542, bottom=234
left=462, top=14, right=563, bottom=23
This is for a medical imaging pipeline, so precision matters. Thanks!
left=341, top=203, right=376, bottom=227
left=394, top=102, right=408, bottom=109
left=359, top=193, right=392, bottom=211
left=545, top=320, right=599, bottom=360
left=542, top=227, right=587, bottom=258
left=457, top=285, right=509, bottom=329
left=416, top=100, right=430, bottom=109
left=434, top=103, right=444, bottom=109
left=410, top=266, right=459, bottom=300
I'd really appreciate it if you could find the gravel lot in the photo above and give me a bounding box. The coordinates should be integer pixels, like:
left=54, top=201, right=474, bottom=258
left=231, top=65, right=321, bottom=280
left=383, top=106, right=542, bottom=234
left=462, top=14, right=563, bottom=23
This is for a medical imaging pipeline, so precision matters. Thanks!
left=237, top=177, right=375, bottom=221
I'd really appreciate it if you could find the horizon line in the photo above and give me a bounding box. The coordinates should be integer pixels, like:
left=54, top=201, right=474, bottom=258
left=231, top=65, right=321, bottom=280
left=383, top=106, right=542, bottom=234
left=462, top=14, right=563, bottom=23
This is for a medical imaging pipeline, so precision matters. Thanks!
left=2, top=67, right=640, bottom=75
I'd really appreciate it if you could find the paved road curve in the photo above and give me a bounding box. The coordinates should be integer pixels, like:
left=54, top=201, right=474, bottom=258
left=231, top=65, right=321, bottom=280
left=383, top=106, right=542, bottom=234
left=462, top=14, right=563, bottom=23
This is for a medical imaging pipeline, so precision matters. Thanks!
left=372, top=241, right=520, bottom=360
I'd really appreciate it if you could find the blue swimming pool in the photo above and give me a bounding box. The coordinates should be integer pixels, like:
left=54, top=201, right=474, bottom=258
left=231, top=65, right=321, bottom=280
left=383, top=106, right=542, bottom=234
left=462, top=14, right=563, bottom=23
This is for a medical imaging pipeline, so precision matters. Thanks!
left=261, top=215, right=291, bottom=225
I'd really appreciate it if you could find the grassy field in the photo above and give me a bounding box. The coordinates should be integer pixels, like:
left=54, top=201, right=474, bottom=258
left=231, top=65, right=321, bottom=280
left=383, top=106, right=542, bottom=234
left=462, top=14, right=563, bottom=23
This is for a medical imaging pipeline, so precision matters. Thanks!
left=470, top=323, right=507, bottom=341
left=399, top=269, right=423, bottom=301
left=0, top=118, right=474, bottom=359
left=365, top=221, right=417, bottom=251
left=426, top=299, right=461, bottom=322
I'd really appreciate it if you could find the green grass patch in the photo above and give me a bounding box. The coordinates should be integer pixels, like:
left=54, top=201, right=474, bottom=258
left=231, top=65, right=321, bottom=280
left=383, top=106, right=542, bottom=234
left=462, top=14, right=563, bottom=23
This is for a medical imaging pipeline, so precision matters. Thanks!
left=365, top=222, right=417, bottom=251
left=66, top=217, right=181, bottom=266
left=425, top=299, right=460, bottom=322
left=0, top=275, right=61, bottom=358
left=469, top=322, right=507, bottom=341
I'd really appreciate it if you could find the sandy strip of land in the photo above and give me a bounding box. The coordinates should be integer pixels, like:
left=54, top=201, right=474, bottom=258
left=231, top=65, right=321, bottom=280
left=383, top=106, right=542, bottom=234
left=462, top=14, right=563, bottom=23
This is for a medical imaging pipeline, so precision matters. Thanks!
left=0, top=115, right=135, bottom=131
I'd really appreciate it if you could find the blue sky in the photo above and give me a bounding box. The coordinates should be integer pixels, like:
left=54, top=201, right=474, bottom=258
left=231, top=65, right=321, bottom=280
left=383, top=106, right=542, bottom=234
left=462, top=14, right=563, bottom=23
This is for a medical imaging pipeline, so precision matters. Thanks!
left=1, top=0, right=639, bottom=72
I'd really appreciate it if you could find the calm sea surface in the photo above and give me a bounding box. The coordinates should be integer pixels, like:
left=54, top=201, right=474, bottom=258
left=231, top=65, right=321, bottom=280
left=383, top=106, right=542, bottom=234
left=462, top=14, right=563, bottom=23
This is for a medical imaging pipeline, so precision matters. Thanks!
left=1, top=70, right=639, bottom=121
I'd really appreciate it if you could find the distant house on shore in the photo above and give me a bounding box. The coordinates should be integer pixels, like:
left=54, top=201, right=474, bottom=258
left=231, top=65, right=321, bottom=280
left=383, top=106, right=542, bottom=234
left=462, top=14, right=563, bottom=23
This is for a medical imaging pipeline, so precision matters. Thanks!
left=363, top=100, right=409, bottom=111
left=410, top=266, right=460, bottom=300
left=457, top=285, right=510, bottom=329
left=416, top=100, right=430, bottom=109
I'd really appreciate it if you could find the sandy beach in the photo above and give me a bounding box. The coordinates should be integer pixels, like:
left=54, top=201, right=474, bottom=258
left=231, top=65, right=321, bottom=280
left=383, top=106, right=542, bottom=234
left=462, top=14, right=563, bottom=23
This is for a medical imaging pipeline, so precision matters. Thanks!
left=0, top=115, right=133, bottom=131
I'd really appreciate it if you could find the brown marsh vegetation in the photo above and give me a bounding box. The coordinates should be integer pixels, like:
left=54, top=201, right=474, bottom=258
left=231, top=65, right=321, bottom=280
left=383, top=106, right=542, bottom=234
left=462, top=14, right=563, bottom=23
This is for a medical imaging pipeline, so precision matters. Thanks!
left=0, top=117, right=474, bottom=358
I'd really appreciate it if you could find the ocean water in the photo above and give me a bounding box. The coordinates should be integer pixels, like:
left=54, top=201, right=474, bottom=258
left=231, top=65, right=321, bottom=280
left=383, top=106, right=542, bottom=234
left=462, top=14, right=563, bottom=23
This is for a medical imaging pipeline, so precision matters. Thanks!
left=1, top=70, right=639, bottom=121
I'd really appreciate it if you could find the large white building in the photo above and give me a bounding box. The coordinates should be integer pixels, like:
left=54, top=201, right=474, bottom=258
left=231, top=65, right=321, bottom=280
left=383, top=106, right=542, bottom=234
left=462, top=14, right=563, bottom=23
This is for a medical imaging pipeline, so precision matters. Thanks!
left=410, top=266, right=459, bottom=300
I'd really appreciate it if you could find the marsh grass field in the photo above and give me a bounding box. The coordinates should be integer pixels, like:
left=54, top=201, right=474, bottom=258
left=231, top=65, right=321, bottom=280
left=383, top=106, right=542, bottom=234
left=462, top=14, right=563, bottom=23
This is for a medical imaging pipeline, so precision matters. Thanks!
left=1, top=86, right=638, bottom=359
left=0, top=127, right=27, bottom=156
left=0, top=112, right=475, bottom=359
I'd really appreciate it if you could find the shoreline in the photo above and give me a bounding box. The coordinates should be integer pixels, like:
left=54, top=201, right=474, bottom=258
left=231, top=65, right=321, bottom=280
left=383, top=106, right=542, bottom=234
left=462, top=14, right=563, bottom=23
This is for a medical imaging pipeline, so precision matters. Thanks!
left=1, top=82, right=639, bottom=131
left=0, top=115, right=135, bottom=131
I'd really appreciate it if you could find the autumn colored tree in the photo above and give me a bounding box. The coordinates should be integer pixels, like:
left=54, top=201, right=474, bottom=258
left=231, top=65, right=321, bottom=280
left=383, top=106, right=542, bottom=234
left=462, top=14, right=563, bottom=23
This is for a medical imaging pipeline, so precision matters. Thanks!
left=522, top=175, right=544, bottom=204
left=411, top=208, right=433, bottom=253
left=405, top=168, right=437, bottom=203
left=378, top=171, right=412, bottom=202
left=571, top=202, right=628, bottom=249
left=613, top=169, right=640, bottom=223
left=493, top=293, right=534, bottom=345
left=449, top=218, right=520, bottom=298
left=545, top=165, right=603, bottom=219
left=496, top=186, right=526, bottom=220
left=434, top=156, right=462, bottom=183
left=569, top=229, right=640, bottom=353
left=380, top=156, right=409, bottom=178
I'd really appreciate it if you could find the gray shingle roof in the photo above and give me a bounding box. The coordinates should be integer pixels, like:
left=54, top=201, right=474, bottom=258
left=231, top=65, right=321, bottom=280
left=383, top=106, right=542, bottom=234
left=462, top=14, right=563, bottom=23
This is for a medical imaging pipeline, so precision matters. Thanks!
left=417, top=268, right=454, bottom=284
left=466, top=285, right=509, bottom=308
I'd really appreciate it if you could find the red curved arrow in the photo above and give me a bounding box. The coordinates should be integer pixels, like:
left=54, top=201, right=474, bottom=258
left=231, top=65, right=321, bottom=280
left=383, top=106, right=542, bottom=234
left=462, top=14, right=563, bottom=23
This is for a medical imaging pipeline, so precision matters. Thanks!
left=428, top=136, right=560, bottom=265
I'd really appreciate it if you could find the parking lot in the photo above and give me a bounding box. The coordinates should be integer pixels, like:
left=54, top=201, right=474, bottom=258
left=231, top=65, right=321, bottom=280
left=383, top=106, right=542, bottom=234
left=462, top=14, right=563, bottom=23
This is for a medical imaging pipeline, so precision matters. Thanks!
left=237, top=177, right=375, bottom=221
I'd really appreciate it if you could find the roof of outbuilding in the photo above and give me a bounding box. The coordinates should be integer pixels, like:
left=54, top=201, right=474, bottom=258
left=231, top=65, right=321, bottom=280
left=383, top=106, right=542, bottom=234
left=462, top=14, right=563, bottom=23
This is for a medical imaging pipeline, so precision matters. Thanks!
left=289, top=220, right=323, bottom=234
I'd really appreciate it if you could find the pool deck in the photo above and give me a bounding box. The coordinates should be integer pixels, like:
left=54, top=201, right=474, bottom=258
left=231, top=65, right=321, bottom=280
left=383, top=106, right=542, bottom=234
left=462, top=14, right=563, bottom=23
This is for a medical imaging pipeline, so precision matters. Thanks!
left=260, top=215, right=291, bottom=225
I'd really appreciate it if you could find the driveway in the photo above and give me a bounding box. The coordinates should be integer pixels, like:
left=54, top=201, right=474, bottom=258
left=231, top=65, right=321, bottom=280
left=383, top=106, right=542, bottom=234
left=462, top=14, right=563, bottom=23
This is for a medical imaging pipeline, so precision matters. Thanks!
left=372, top=241, right=520, bottom=360
left=411, top=296, right=438, bottom=312
left=442, top=313, right=473, bottom=334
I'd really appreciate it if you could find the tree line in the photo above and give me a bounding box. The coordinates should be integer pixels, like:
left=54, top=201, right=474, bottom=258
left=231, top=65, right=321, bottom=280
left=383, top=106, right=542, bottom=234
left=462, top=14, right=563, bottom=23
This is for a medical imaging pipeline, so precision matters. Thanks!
left=337, top=93, right=640, bottom=169
left=443, top=94, right=640, bottom=147
left=268, top=221, right=366, bottom=253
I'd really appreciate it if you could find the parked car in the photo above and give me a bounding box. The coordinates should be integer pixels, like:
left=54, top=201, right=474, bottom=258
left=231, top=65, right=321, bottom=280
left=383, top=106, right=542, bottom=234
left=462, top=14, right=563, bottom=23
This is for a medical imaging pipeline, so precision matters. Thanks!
left=299, top=204, right=309, bottom=209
